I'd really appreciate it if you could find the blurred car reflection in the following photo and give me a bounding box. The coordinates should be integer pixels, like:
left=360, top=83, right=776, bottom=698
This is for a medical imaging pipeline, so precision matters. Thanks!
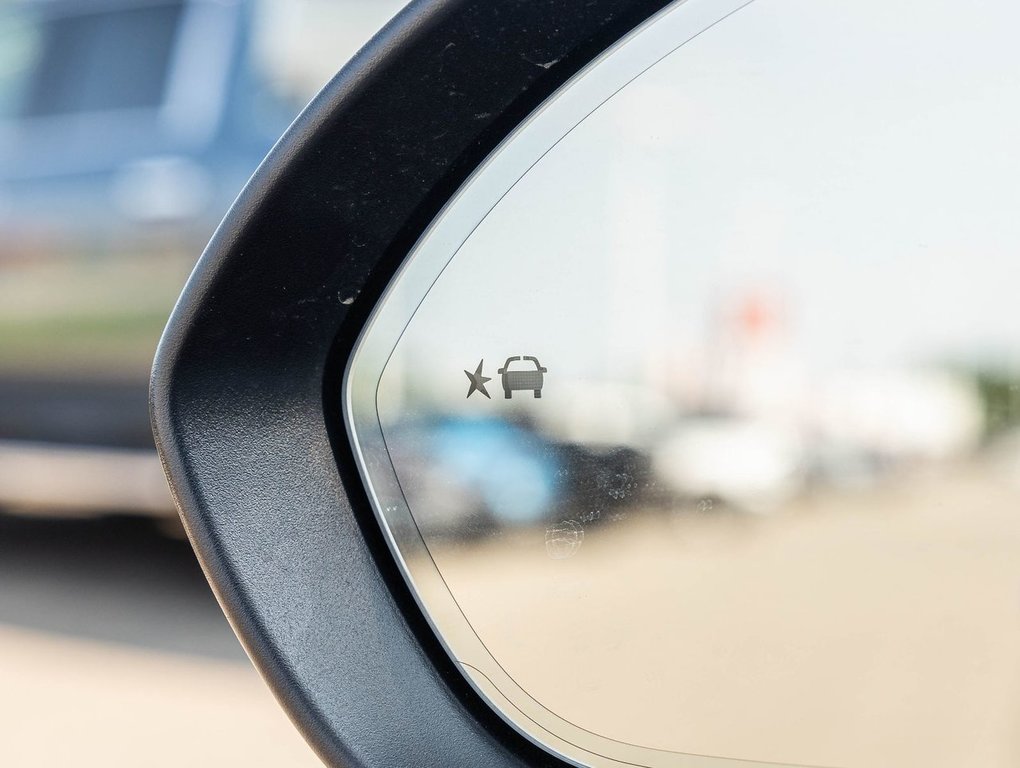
left=652, top=412, right=803, bottom=513
left=0, top=0, right=404, bottom=517
left=387, top=416, right=561, bottom=536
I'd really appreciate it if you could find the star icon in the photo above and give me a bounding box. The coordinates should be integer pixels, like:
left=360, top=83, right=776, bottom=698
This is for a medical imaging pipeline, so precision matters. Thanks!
left=464, top=359, right=492, bottom=399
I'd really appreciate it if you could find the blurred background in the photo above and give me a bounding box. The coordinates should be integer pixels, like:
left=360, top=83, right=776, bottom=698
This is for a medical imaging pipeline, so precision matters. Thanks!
left=0, top=1, right=404, bottom=764
left=5, top=0, right=1020, bottom=766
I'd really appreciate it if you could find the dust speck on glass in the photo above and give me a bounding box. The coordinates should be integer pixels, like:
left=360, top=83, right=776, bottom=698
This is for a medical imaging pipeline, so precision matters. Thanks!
left=345, top=0, right=1020, bottom=766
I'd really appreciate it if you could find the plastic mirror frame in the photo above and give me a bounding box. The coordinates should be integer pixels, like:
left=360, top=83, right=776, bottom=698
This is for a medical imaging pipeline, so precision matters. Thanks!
left=150, top=1, right=677, bottom=766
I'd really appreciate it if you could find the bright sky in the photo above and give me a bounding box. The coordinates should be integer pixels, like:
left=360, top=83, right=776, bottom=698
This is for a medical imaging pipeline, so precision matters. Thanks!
left=381, top=0, right=1020, bottom=398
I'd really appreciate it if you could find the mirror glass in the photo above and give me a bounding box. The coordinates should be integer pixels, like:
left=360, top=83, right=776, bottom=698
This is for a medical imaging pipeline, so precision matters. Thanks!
left=346, top=0, right=1020, bottom=765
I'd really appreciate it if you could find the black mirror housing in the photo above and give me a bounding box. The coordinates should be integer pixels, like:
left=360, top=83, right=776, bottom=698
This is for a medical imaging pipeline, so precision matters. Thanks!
left=150, top=2, right=672, bottom=766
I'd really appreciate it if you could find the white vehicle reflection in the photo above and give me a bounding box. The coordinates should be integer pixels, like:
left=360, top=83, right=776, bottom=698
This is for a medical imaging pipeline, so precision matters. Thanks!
left=652, top=413, right=803, bottom=513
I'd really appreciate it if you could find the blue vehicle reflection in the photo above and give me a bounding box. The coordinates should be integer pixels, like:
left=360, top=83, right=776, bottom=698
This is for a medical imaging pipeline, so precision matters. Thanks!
left=385, top=416, right=562, bottom=537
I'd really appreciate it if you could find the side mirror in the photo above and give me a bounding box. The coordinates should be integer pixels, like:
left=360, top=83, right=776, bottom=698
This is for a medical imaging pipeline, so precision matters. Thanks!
left=152, top=1, right=1020, bottom=767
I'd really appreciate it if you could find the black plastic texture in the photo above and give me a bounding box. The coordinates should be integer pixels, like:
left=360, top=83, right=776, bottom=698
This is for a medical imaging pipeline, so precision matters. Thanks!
left=150, top=1, right=674, bottom=766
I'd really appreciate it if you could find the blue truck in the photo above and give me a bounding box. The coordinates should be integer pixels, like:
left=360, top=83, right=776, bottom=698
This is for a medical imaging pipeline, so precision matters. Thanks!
left=0, top=0, right=400, bottom=517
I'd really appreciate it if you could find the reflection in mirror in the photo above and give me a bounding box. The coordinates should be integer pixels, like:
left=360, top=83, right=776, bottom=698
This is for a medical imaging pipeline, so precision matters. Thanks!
left=346, top=0, right=1020, bottom=765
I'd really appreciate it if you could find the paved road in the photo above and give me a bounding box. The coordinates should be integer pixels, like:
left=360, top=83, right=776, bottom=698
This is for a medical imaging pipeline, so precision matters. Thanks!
left=0, top=516, right=321, bottom=767
left=435, top=463, right=1020, bottom=768
left=5, top=461, right=1019, bottom=768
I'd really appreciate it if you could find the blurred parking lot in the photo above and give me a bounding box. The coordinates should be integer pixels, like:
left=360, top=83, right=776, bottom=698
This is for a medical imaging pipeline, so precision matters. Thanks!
left=436, top=458, right=1020, bottom=767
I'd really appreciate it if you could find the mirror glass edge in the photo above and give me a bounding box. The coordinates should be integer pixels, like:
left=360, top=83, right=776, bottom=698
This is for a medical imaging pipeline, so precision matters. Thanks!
left=341, top=2, right=802, bottom=767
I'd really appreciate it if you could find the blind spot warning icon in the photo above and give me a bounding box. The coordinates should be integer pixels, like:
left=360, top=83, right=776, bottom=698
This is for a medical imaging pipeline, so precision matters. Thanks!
left=497, top=356, right=547, bottom=399
left=464, top=360, right=492, bottom=399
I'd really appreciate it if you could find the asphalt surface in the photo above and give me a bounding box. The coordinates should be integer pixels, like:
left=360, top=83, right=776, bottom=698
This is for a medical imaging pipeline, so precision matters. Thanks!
left=0, top=516, right=321, bottom=767
left=4, top=461, right=1019, bottom=768
left=436, top=463, right=1020, bottom=768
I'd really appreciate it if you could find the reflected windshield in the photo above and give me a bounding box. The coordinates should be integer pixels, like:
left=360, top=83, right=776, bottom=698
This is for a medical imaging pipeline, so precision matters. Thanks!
left=0, top=3, right=185, bottom=120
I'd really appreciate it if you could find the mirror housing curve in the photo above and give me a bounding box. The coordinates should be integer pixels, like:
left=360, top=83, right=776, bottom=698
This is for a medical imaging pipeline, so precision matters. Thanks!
left=149, top=1, right=675, bottom=766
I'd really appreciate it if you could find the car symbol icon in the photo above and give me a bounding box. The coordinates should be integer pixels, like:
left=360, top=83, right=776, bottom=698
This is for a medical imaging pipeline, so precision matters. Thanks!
left=497, top=356, right=547, bottom=399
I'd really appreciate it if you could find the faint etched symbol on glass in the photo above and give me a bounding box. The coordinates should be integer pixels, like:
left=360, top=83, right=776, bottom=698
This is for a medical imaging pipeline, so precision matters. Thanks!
left=696, top=497, right=715, bottom=514
left=545, top=520, right=583, bottom=559
left=464, top=359, right=492, bottom=399
left=497, top=355, right=547, bottom=399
